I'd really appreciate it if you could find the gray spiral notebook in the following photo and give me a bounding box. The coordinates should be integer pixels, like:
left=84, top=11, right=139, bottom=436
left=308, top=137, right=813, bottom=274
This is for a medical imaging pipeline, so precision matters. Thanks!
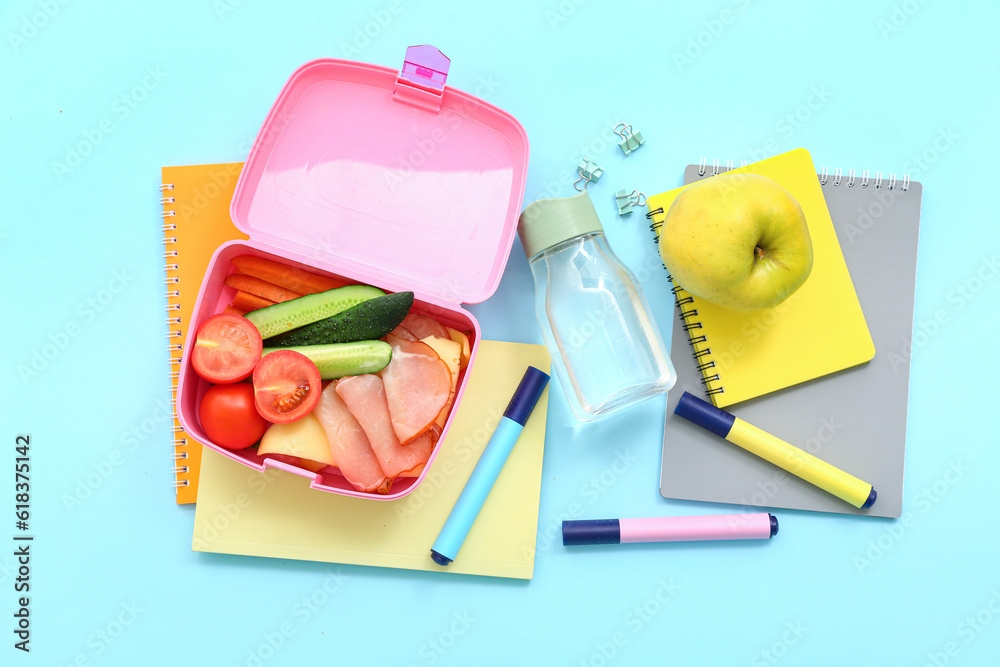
left=658, top=164, right=922, bottom=518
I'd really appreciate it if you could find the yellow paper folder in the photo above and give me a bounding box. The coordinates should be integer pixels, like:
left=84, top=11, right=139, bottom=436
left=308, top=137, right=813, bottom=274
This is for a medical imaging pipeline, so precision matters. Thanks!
left=192, top=340, right=551, bottom=579
left=647, top=149, right=875, bottom=408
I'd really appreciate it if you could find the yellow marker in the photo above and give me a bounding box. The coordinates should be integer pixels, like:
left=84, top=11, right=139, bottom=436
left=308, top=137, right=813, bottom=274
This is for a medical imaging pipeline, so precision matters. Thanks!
left=674, top=392, right=876, bottom=509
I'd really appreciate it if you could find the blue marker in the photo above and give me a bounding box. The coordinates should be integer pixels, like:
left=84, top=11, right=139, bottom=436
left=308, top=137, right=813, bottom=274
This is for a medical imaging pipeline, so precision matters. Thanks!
left=431, top=366, right=550, bottom=566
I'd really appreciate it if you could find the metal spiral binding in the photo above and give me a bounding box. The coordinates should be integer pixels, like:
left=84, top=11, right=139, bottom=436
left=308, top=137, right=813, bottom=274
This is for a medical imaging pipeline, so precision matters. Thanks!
left=667, top=270, right=725, bottom=397
left=820, top=167, right=910, bottom=191
left=698, top=158, right=747, bottom=177
left=160, top=181, right=190, bottom=495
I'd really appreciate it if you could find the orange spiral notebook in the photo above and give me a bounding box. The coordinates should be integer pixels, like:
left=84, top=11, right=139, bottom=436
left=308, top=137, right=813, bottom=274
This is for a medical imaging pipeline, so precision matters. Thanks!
left=161, top=162, right=247, bottom=503
left=646, top=149, right=875, bottom=408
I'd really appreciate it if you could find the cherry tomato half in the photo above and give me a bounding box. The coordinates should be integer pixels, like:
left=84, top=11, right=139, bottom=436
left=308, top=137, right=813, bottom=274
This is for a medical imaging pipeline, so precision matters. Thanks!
left=252, top=350, right=321, bottom=424
left=191, top=313, right=263, bottom=384
left=199, top=383, right=270, bottom=450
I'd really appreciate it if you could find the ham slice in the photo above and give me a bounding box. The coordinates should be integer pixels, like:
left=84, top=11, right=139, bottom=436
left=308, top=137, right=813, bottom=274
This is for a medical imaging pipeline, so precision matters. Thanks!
left=420, top=336, right=462, bottom=430
left=313, top=383, right=391, bottom=494
left=378, top=337, right=452, bottom=444
left=387, top=325, right=418, bottom=341
left=335, top=374, right=435, bottom=478
left=400, top=312, right=450, bottom=340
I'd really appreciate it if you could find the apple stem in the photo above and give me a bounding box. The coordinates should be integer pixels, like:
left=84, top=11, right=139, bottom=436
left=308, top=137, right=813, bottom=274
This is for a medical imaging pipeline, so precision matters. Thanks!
left=754, top=246, right=765, bottom=262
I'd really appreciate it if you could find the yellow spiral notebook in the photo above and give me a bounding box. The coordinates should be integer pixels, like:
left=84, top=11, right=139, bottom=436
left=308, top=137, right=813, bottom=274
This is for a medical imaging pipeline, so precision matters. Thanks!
left=647, top=148, right=875, bottom=408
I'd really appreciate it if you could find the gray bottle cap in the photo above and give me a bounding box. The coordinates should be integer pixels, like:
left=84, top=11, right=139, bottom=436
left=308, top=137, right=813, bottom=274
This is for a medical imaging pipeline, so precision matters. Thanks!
left=517, top=190, right=604, bottom=260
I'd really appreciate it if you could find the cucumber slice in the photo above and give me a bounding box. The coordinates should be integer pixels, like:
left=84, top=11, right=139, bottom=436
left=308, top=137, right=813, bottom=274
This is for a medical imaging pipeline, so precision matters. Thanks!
left=245, top=285, right=385, bottom=340
left=261, top=341, right=392, bottom=380
left=267, top=291, right=414, bottom=347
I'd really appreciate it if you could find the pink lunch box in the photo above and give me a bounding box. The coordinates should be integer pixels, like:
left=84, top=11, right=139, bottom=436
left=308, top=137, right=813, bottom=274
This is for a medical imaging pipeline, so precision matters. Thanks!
left=175, top=46, right=529, bottom=500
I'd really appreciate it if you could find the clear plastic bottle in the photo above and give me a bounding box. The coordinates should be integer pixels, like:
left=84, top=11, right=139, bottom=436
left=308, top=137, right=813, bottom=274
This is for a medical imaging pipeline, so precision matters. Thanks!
left=518, top=191, right=675, bottom=421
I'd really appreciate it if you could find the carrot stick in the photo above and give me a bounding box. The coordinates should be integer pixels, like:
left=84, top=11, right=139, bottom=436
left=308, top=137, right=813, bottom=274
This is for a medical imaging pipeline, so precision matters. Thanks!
left=223, top=304, right=247, bottom=316
left=232, top=290, right=276, bottom=312
left=224, top=273, right=304, bottom=303
left=230, top=255, right=347, bottom=295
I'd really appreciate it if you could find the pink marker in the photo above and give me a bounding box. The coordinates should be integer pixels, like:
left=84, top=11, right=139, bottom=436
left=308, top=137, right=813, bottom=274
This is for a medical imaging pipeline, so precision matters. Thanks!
left=562, top=513, right=777, bottom=546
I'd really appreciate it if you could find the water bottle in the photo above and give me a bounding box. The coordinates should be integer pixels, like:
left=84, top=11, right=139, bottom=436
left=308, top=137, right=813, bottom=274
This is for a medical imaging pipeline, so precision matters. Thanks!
left=517, top=191, right=675, bottom=421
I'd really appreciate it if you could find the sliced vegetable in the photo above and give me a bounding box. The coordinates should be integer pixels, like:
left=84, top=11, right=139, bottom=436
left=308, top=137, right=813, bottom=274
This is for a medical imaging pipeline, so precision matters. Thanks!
left=199, top=383, right=269, bottom=450
left=335, top=374, right=436, bottom=478
left=313, top=383, right=391, bottom=494
left=266, top=291, right=414, bottom=348
left=223, top=304, right=247, bottom=316
left=257, top=413, right=335, bottom=466
left=191, top=313, right=263, bottom=384
left=230, top=255, right=348, bottom=295
left=245, top=284, right=385, bottom=339
left=252, top=349, right=322, bottom=424
left=378, top=337, right=452, bottom=444
left=224, top=273, right=304, bottom=303
left=232, top=290, right=276, bottom=313
left=261, top=341, right=392, bottom=380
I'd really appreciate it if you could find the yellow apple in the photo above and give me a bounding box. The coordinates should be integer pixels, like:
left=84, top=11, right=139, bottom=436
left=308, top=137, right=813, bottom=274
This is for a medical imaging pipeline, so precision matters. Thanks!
left=257, top=412, right=334, bottom=467
left=658, top=174, right=813, bottom=312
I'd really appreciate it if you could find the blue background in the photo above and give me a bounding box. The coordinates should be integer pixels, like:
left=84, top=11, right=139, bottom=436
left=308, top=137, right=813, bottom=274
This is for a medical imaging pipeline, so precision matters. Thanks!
left=3, top=1, right=998, bottom=665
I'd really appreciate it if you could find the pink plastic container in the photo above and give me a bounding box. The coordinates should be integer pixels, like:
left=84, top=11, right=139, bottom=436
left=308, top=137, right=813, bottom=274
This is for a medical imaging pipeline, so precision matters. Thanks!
left=175, top=46, right=529, bottom=500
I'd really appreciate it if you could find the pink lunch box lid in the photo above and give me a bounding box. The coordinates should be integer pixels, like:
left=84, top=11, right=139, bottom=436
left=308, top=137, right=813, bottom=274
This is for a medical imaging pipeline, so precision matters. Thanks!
left=230, top=45, right=530, bottom=306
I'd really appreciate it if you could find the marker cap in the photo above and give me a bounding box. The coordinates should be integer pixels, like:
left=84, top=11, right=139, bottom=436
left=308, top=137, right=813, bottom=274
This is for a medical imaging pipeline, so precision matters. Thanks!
left=562, top=519, right=622, bottom=546
left=674, top=391, right=736, bottom=438
left=504, top=366, right=550, bottom=426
